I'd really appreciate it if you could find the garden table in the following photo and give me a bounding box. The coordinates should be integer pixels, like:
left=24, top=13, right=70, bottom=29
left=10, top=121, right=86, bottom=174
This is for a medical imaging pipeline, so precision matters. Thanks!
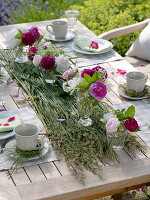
left=0, top=19, right=149, bottom=200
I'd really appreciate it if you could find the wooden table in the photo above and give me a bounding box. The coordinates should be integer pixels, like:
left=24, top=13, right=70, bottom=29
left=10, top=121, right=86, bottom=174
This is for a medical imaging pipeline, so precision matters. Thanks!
left=0, top=20, right=149, bottom=200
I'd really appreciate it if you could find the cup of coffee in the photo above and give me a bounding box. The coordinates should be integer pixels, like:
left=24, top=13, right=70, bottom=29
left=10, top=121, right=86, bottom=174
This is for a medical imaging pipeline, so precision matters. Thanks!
left=126, top=71, right=148, bottom=93
left=46, top=20, right=68, bottom=39
left=14, top=124, right=39, bottom=151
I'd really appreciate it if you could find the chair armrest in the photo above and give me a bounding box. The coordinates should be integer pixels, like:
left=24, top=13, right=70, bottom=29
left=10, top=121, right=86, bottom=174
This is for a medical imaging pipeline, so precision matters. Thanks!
left=98, top=19, right=150, bottom=40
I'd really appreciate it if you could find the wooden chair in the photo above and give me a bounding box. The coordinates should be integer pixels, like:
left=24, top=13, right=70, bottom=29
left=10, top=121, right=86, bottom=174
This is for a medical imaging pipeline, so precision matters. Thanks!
left=98, top=19, right=150, bottom=75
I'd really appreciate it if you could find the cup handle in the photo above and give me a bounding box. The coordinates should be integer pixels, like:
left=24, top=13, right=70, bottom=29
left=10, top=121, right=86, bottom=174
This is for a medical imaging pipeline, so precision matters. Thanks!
left=46, top=24, right=54, bottom=35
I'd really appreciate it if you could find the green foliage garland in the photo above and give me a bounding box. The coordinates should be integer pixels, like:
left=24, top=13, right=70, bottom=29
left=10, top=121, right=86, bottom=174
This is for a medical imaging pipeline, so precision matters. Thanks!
left=0, top=47, right=146, bottom=180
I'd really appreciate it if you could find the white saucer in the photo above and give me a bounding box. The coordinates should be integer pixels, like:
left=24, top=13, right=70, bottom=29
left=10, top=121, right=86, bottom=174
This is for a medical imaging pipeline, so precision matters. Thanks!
left=118, top=85, right=149, bottom=100
left=5, top=136, right=50, bottom=161
left=45, top=32, right=75, bottom=42
left=72, top=38, right=113, bottom=55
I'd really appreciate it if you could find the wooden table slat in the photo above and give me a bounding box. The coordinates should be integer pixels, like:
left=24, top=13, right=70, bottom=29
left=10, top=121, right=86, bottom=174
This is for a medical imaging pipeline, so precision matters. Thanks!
left=0, top=19, right=150, bottom=200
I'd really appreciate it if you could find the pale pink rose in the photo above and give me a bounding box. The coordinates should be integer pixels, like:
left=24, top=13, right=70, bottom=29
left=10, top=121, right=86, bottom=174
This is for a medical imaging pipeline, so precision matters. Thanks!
left=103, top=113, right=116, bottom=122
left=33, top=55, right=42, bottom=67
left=106, top=117, right=120, bottom=133
left=62, top=69, right=76, bottom=80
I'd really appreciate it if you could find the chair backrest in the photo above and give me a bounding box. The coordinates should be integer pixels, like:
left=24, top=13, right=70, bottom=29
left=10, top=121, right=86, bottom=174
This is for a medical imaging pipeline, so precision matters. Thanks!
left=98, top=18, right=150, bottom=40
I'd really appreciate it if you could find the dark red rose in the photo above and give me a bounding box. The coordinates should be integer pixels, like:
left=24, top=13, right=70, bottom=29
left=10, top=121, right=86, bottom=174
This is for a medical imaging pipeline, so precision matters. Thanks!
left=29, top=27, right=40, bottom=40
left=28, top=46, right=38, bottom=60
left=92, top=66, right=108, bottom=79
left=41, top=56, right=55, bottom=70
left=81, top=69, right=94, bottom=78
left=22, top=32, right=36, bottom=46
left=124, top=118, right=139, bottom=132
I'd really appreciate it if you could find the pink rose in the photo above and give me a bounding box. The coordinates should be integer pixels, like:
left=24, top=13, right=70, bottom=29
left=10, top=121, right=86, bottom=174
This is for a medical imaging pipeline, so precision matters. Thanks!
left=62, top=69, right=76, bottom=80
left=33, top=55, right=42, bottom=67
left=106, top=117, right=120, bottom=133
left=90, top=41, right=99, bottom=49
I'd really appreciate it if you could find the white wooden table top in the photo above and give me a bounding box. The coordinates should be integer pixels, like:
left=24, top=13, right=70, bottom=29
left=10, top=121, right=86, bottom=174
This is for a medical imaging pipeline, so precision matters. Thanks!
left=0, top=20, right=149, bottom=200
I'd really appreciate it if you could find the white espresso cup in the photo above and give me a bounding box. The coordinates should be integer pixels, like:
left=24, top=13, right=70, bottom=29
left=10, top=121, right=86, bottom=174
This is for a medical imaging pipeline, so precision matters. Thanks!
left=46, top=20, right=68, bottom=39
left=14, top=124, right=39, bottom=151
left=126, top=71, right=148, bottom=93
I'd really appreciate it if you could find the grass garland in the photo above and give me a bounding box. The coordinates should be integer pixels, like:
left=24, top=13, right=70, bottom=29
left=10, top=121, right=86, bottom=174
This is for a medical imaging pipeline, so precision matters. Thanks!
left=0, top=47, right=146, bottom=181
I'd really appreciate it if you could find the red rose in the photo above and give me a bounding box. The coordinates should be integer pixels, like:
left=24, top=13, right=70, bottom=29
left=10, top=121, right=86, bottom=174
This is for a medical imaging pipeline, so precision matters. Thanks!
left=124, top=118, right=139, bottom=132
left=28, top=46, right=38, bottom=60
left=22, top=32, right=36, bottom=46
left=41, top=56, right=55, bottom=70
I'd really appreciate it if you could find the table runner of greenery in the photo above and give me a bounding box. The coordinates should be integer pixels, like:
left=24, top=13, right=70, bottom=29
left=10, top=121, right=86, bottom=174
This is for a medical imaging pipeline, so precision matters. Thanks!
left=0, top=46, right=146, bottom=181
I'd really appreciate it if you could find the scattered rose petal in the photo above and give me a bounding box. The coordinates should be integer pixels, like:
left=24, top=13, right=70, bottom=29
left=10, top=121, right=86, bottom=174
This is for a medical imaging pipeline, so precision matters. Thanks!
left=3, top=123, right=9, bottom=126
left=0, top=107, right=5, bottom=111
left=57, top=119, right=66, bottom=122
left=90, top=41, right=99, bottom=49
left=0, top=123, right=2, bottom=126
left=7, top=116, right=15, bottom=122
left=54, top=106, right=59, bottom=109
left=116, top=69, right=126, bottom=76
left=140, top=64, right=145, bottom=67
left=111, top=72, right=115, bottom=75
left=11, top=93, right=19, bottom=98
left=15, top=99, right=24, bottom=103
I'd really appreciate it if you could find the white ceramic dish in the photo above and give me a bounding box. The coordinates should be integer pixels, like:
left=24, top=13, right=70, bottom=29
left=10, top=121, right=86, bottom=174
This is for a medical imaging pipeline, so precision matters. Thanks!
left=72, top=38, right=113, bottom=55
left=0, top=110, right=22, bottom=140
left=5, top=136, right=50, bottom=161
left=118, top=84, right=149, bottom=100
left=45, top=31, right=75, bottom=42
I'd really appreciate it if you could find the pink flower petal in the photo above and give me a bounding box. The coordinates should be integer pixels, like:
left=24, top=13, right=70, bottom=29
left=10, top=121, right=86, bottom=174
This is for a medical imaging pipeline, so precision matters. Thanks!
left=7, top=116, right=15, bottom=122
left=54, top=106, right=59, bottom=109
left=111, top=72, right=115, bottom=75
left=3, top=123, right=10, bottom=126
left=140, top=64, right=145, bottom=67
left=0, top=123, right=2, bottom=126
left=0, top=107, right=5, bottom=111
left=116, top=69, right=126, bottom=76
left=11, top=93, right=19, bottom=98
left=90, top=41, right=99, bottom=49
left=15, top=99, right=24, bottom=103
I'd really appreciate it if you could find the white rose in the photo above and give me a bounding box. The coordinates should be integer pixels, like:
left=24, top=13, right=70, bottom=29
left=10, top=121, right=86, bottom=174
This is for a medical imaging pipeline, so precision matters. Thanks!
left=55, top=54, right=70, bottom=73
left=33, top=55, right=42, bottom=67
left=63, top=77, right=80, bottom=92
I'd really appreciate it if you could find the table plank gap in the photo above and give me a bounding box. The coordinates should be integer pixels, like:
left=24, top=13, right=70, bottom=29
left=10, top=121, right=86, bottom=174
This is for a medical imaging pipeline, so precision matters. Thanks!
left=24, top=165, right=46, bottom=183
left=10, top=167, right=31, bottom=186
left=53, top=159, right=73, bottom=176
left=38, top=164, right=47, bottom=179
left=39, top=162, right=61, bottom=179
left=116, top=149, right=133, bottom=164
left=0, top=171, right=21, bottom=200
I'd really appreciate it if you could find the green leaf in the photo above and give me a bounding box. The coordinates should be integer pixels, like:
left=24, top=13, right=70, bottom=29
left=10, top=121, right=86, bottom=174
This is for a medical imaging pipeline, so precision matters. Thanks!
left=84, top=74, right=92, bottom=83
left=15, top=33, right=22, bottom=39
left=96, top=71, right=104, bottom=77
left=37, top=35, right=44, bottom=42
left=88, top=95, right=95, bottom=100
left=78, top=83, right=89, bottom=88
left=125, top=105, right=135, bottom=118
left=91, top=72, right=98, bottom=82
left=92, top=99, right=99, bottom=106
